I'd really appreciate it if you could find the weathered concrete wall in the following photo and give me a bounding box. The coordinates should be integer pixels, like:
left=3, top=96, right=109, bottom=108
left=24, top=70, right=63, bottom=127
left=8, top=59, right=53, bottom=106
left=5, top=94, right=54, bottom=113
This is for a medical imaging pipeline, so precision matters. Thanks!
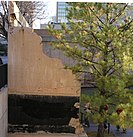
left=0, top=87, right=8, bottom=137
left=34, top=29, right=77, bottom=69
left=8, top=27, right=80, bottom=96
left=34, top=29, right=91, bottom=87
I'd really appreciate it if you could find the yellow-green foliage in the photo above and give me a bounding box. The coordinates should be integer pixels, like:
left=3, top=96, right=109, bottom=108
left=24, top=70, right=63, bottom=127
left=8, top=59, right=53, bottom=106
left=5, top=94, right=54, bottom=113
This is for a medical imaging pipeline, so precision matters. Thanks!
left=48, top=3, right=133, bottom=129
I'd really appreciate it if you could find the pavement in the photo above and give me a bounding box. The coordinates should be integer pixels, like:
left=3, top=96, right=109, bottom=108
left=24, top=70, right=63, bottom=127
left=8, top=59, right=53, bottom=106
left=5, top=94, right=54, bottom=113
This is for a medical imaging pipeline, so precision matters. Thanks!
left=111, top=126, right=133, bottom=137
left=7, top=124, right=133, bottom=137
left=7, top=133, right=79, bottom=137
left=83, top=123, right=133, bottom=137
left=7, top=133, right=88, bottom=137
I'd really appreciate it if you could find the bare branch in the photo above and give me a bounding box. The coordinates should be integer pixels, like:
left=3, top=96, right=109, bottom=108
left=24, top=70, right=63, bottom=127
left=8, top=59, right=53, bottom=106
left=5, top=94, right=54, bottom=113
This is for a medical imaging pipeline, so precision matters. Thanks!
left=0, top=1, right=8, bottom=40
left=16, top=1, right=47, bottom=27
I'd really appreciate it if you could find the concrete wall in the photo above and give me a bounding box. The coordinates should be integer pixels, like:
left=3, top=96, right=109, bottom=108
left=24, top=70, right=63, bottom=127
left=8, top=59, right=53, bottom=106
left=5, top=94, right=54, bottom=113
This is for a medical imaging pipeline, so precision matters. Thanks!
left=35, top=29, right=90, bottom=87
left=8, top=27, right=80, bottom=96
left=0, top=87, right=8, bottom=137
left=34, top=29, right=77, bottom=67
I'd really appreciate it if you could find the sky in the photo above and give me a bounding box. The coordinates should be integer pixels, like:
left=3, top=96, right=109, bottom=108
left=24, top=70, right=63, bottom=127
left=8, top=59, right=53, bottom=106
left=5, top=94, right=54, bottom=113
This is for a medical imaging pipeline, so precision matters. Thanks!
left=33, top=0, right=57, bottom=28
left=43, top=0, right=57, bottom=20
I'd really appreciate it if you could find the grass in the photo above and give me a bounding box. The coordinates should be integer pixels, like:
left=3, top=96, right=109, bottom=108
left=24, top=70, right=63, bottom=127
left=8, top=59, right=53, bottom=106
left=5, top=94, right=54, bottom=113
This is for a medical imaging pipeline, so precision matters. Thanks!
left=87, top=131, right=114, bottom=137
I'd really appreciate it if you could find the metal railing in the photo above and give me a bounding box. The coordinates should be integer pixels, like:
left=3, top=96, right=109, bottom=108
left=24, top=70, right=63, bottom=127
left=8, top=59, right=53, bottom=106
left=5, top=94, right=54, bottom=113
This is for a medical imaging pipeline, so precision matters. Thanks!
left=0, top=64, right=7, bottom=89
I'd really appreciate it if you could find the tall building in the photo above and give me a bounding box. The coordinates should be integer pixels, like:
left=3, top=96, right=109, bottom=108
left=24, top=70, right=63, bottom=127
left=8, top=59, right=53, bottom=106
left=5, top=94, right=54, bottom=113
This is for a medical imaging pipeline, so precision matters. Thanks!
left=56, top=2, right=69, bottom=23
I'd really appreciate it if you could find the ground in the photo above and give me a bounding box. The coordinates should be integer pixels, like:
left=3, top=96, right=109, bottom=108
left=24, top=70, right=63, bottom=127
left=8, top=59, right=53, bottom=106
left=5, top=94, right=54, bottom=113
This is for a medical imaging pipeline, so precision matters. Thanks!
left=87, top=131, right=114, bottom=137
left=7, top=132, right=88, bottom=137
left=7, top=133, right=80, bottom=137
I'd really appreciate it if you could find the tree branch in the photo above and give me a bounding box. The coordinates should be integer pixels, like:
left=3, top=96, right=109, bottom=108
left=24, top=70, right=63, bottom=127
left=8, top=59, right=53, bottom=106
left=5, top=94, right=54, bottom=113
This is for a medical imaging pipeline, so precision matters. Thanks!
left=107, top=65, right=123, bottom=76
left=109, top=4, right=128, bottom=24
left=106, top=44, right=117, bottom=75
left=121, top=20, right=133, bottom=32
left=82, top=40, right=103, bottom=51
left=92, top=64, right=102, bottom=76
left=54, top=36, right=102, bottom=66
left=90, top=31, right=105, bottom=46
left=88, top=6, right=105, bottom=25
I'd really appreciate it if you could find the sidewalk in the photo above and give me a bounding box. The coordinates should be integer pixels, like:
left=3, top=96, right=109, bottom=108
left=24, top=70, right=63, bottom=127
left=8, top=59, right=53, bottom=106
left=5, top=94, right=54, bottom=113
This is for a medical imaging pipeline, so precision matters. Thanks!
left=8, top=133, right=88, bottom=137
left=7, top=133, right=79, bottom=137
left=83, top=124, right=133, bottom=137
left=111, top=126, right=133, bottom=137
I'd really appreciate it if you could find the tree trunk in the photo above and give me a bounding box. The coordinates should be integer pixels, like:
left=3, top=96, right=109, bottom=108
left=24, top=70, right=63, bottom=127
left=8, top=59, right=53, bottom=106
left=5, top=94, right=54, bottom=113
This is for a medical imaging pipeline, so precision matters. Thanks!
left=97, top=122, right=105, bottom=137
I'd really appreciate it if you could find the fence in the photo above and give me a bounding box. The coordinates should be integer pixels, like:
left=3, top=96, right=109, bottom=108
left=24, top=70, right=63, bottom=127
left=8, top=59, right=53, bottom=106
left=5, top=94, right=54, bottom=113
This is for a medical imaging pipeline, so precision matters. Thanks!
left=0, top=64, right=7, bottom=89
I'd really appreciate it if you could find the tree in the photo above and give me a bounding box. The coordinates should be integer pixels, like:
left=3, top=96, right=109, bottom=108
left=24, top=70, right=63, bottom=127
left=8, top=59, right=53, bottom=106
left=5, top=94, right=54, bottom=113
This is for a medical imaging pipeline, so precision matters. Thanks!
left=0, top=1, right=8, bottom=40
left=48, top=3, right=133, bottom=137
left=16, top=1, right=47, bottom=27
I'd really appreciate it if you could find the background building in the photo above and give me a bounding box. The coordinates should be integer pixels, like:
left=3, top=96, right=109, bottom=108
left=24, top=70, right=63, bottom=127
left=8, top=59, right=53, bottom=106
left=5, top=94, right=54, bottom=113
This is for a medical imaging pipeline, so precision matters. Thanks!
left=40, top=2, right=69, bottom=28
left=56, top=2, right=69, bottom=23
